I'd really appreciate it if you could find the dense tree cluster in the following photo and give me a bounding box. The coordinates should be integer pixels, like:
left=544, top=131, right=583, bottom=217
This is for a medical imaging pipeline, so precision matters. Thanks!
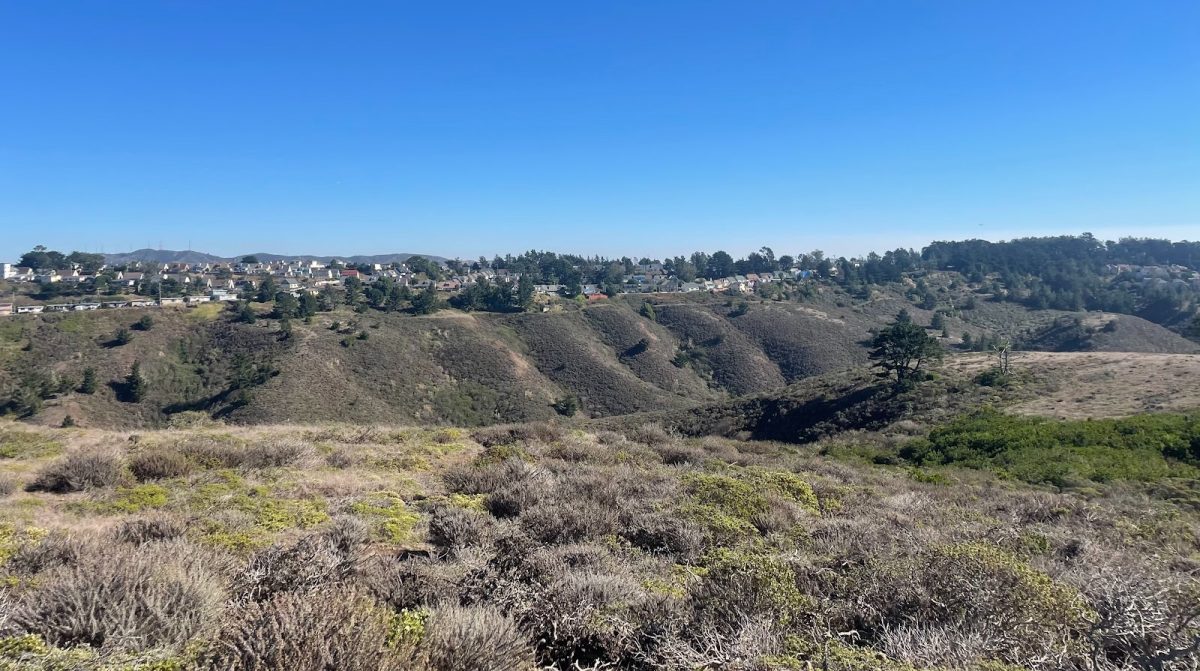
left=17, top=246, right=106, bottom=274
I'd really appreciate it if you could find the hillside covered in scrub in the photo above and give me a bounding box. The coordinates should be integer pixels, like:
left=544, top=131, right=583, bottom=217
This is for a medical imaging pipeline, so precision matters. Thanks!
left=0, top=411, right=1196, bottom=670
left=1, top=273, right=1195, bottom=430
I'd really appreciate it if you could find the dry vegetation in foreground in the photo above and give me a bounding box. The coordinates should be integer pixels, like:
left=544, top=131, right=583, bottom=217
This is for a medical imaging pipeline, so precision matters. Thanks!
left=0, top=416, right=1195, bottom=670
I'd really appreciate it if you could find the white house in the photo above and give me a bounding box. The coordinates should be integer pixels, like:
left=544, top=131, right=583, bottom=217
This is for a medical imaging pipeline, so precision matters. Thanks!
left=0, top=263, right=15, bottom=279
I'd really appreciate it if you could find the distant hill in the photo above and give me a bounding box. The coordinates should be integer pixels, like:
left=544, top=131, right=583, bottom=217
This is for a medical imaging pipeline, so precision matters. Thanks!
left=103, top=249, right=447, bottom=265
left=102, top=249, right=228, bottom=265
left=3, top=280, right=1196, bottom=430
left=1020, top=313, right=1200, bottom=354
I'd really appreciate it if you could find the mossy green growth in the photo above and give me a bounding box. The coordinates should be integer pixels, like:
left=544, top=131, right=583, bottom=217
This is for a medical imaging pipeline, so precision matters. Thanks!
left=0, top=634, right=192, bottom=670
left=350, top=491, right=420, bottom=543
left=701, top=547, right=812, bottom=626
left=183, top=471, right=327, bottom=548
left=447, top=493, right=487, bottom=511
left=388, top=607, right=430, bottom=649
left=775, top=638, right=924, bottom=671
left=79, top=484, right=170, bottom=514
left=740, top=467, right=819, bottom=512
left=476, top=443, right=533, bottom=465
left=0, top=430, right=62, bottom=460
left=0, top=524, right=48, bottom=564
left=241, top=490, right=328, bottom=532
left=681, top=467, right=818, bottom=539
left=933, top=542, right=1088, bottom=626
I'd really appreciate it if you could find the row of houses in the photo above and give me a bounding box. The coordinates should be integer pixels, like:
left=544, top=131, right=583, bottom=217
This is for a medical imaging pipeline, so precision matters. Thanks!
left=0, top=293, right=239, bottom=316
left=2, top=253, right=823, bottom=309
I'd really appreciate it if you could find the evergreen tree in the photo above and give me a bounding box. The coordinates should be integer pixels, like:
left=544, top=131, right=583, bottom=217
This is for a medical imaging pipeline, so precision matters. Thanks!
left=235, top=301, right=257, bottom=324
left=256, top=276, right=276, bottom=303
left=411, top=284, right=442, bottom=315
left=273, top=291, right=299, bottom=318
left=640, top=302, right=657, bottom=321
left=298, top=292, right=319, bottom=318
left=517, top=275, right=535, bottom=311
left=344, top=277, right=363, bottom=305
left=869, top=316, right=943, bottom=385
left=126, top=362, right=147, bottom=402
left=78, top=368, right=97, bottom=395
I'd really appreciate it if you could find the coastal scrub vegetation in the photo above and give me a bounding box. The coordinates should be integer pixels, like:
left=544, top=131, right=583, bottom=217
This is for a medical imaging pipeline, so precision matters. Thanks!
left=0, top=418, right=1194, bottom=670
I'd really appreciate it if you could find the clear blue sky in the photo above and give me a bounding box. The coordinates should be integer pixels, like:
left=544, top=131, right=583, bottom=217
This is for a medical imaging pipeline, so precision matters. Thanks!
left=2, top=1, right=1197, bottom=261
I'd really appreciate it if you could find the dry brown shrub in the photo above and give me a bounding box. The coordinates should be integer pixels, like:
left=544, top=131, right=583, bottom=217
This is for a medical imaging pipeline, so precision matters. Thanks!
left=472, top=422, right=565, bottom=448
left=621, top=511, right=705, bottom=561
left=180, top=436, right=313, bottom=470
left=5, top=532, right=88, bottom=575
left=519, top=501, right=618, bottom=544
left=27, top=449, right=130, bottom=493
left=656, top=444, right=707, bottom=466
left=627, top=422, right=671, bottom=446
left=113, top=514, right=187, bottom=545
left=203, top=588, right=405, bottom=671
left=234, top=516, right=368, bottom=602
left=129, top=448, right=192, bottom=481
left=417, top=604, right=536, bottom=671
left=362, top=555, right=475, bottom=611
left=594, top=430, right=626, bottom=446
left=12, top=541, right=227, bottom=651
left=0, top=475, right=18, bottom=497
left=324, top=447, right=359, bottom=468
left=427, top=506, right=494, bottom=552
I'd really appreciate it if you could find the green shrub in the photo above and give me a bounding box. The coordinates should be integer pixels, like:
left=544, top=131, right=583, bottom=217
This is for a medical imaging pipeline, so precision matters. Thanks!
left=901, top=409, right=1200, bottom=487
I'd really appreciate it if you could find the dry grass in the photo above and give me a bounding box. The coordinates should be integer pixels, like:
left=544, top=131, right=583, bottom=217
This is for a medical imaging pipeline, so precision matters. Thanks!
left=946, top=351, right=1200, bottom=419
left=0, top=418, right=1195, bottom=670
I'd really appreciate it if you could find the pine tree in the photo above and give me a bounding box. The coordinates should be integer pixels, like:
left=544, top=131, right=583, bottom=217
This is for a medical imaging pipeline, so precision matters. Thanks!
left=126, top=362, right=147, bottom=402
left=235, top=301, right=257, bottom=324
left=411, top=284, right=442, bottom=315
left=869, top=317, right=943, bottom=386
left=79, top=367, right=97, bottom=394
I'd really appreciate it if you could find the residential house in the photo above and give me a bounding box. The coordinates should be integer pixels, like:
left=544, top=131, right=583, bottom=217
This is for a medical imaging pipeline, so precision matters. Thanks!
left=0, top=303, right=13, bottom=316
left=159, top=297, right=186, bottom=306
left=16, top=305, right=44, bottom=314
left=0, top=263, right=15, bottom=279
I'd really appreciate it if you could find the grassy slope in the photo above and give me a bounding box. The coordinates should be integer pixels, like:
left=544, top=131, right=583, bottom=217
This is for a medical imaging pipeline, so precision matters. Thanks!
left=2, top=282, right=1196, bottom=430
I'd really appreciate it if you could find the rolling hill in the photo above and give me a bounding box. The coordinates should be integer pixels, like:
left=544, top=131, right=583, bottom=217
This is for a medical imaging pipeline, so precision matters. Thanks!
left=2, top=287, right=1197, bottom=430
